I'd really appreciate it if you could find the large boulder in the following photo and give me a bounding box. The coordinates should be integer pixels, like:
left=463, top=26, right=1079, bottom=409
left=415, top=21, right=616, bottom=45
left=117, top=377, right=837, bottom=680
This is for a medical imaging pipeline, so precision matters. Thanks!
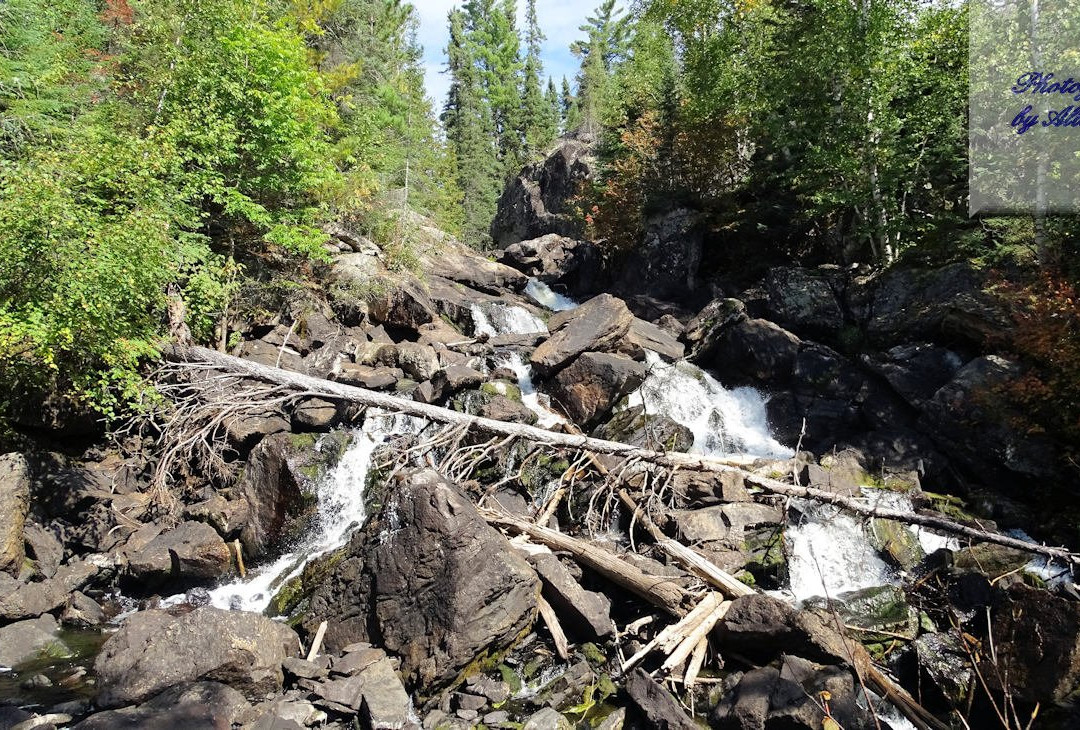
left=94, top=607, right=298, bottom=708
left=499, top=234, right=583, bottom=284
left=695, top=318, right=802, bottom=385
left=622, top=208, right=704, bottom=302
left=548, top=352, right=646, bottom=427
left=862, top=343, right=967, bottom=410
left=125, top=521, right=232, bottom=586
left=74, top=682, right=250, bottom=729
left=618, top=318, right=685, bottom=363
left=0, top=614, right=70, bottom=668
left=0, top=453, right=30, bottom=576
left=592, top=406, right=694, bottom=452
left=0, top=558, right=101, bottom=621
left=306, top=470, right=540, bottom=692
left=763, top=266, right=846, bottom=337
left=424, top=243, right=527, bottom=295
left=237, top=433, right=311, bottom=560
left=491, top=138, right=593, bottom=248
left=530, top=294, right=634, bottom=375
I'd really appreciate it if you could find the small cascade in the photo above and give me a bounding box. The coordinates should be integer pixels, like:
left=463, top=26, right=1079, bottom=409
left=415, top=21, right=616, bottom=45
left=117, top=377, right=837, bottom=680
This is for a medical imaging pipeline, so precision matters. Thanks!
left=624, top=352, right=792, bottom=459
left=524, top=278, right=577, bottom=312
left=204, top=410, right=424, bottom=613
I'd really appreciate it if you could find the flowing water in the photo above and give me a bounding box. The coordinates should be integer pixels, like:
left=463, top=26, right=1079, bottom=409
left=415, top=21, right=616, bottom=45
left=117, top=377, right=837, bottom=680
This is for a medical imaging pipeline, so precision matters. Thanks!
left=524, top=278, right=577, bottom=311
left=196, top=411, right=425, bottom=613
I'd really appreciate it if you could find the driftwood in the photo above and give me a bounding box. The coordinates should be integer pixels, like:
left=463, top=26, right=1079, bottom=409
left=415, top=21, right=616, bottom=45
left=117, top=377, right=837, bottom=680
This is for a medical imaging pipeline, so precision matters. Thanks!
left=163, top=345, right=1080, bottom=567
left=480, top=509, right=695, bottom=616
left=536, top=594, right=570, bottom=661
left=618, top=489, right=755, bottom=599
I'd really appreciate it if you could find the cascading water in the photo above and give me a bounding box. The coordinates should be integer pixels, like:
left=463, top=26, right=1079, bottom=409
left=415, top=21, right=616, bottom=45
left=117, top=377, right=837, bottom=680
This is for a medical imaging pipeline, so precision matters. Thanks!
left=201, top=410, right=424, bottom=613
left=525, top=278, right=577, bottom=312
left=624, top=352, right=792, bottom=459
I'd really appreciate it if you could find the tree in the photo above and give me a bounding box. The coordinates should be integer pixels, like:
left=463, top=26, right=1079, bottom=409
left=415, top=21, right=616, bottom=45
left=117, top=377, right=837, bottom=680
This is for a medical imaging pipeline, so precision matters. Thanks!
left=521, top=0, right=555, bottom=155
left=545, top=77, right=562, bottom=138
left=561, top=76, right=580, bottom=132
left=570, top=0, right=631, bottom=133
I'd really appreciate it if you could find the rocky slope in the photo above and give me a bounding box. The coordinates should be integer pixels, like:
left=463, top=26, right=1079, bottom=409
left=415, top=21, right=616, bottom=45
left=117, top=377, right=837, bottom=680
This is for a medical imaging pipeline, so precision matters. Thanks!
left=0, top=149, right=1077, bottom=729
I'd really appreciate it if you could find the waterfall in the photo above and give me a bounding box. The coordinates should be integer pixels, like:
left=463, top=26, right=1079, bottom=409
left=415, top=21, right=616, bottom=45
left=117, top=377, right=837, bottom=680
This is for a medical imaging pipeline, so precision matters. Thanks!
left=198, top=411, right=424, bottom=613
left=624, top=352, right=792, bottom=459
left=525, top=278, right=577, bottom=311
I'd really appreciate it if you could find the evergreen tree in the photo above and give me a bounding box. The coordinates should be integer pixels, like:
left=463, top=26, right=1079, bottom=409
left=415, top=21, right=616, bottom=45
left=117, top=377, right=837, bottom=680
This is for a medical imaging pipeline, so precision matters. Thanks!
left=561, top=76, right=580, bottom=133
left=570, top=0, right=630, bottom=132
left=545, top=77, right=562, bottom=138
left=521, top=0, right=555, bottom=156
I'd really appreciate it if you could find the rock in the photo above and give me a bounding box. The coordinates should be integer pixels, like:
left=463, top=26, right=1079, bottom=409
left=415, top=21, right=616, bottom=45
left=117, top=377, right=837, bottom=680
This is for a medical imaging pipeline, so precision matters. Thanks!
left=717, top=594, right=849, bottom=665
left=0, top=453, right=30, bottom=576
left=684, top=298, right=748, bottom=358
left=527, top=552, right=612, bottom=639
left=238, top=433, right=310, bottom=560
left=952, top=543, right=1034, bottom=581
left=549, top=352, right=646, bottom=427
left=425, top=243, right=528, bottom=294
left=531, top=294, right=634, bottom=375
left=713, top=655, right=878, bottom=730
left=480, top=395, right=539, bottom=425
left=863, top=343, right=966, bottom=409
left=282, top=656, right=327, bottom=681
left=73, top=681, right=250, bottom=730
left=984, top=584, right=1080, bottom=704
left=0, top=558, right=100, bottom=621
left=307, top=470, right=540, bottom=693
left=239, top=339, right=306, bottom=373
left=807, top=585, right=918, bottom=642
left=521, top=707, right=573, bottom=730
left=625, top=208, right=704, bottom=302
left=697, top=318, right=801, bottom=385
left=292, top=397, right=341, bottom=430
left=912, top=632, right=972, bottom=707
left=420, top=365, right=486, bottom=404
left=624, top=668, right=698, bottom=730
left=617, top=318, right=685, bottom=363
left=246, top=696, right=324, bottom=729
left=763, top=266, right=845, bottom=336
left=332, top=647, right=384, bottom=677
left=671, top=470, right=751, bottom=506
left=22, top=521, right=63, bottom=579
left=336, top=363, right=401, bottom=390
left=94, top=607, right=298, bottom=707
left=126, top=520, right=232, bottom=585
left=367, top=275, right=438, bottom=332
left=184, top=494, right=251, bottom=540
left=801, top=449, right=870, bottom=497
left=390, top=342, right=440, bottom=381
left=491, top=138, right=593, bottom=248
left=592, top=406, right=693, bottom=452
left=61, top=591, right=106, bottom=628
left=0, top=614, right=70, bottom=668
left=500, top=234, right=583, bottom=284
left=224, top=408, right=291, bottom=453
left=869, top=518, right=926, bottom=571
left=673, top=503, right=784, bottom=545
left=311, top=654, right=413, bottom=728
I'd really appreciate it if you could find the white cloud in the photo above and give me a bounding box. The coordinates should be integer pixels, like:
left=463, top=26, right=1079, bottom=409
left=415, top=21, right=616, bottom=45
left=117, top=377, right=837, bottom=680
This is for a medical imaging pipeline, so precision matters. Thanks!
left=414, top=0, right=626, bottom=110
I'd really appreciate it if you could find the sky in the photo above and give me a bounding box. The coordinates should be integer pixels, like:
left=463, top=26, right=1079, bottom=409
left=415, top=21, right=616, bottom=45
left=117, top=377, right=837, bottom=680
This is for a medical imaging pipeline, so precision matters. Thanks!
left=414, top=1, right=626, bottom=112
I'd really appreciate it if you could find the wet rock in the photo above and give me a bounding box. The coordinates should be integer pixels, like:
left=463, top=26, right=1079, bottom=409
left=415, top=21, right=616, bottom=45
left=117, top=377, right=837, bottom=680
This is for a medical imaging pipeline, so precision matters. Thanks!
left=592, top=406, right=693, bottom=452
left=238, top=433, right=310, bottom=560
left=61, top=591, right=106, bottom=628
left=531, top=294, right=634, bottom=375
left=522, top=707, right=573, bottom=730
left=292, top=397, right=341, bottom=430
left=0, top=453, right=30, bottom=576
left=684, top=298, right=748, bottom=358
left=491, top=138, right=593, bottom=248
left=912, top=632, right=972, bottom=707
left=549, top=352, right=646, bottom=427
left=713, top=655, right=878, bottom=730
left=0, top=614, right=70, bottom=668
left=807, top=585, right=918, bottom=642
left=94, top=607, right=298, bottom=707
left=984, top=584, right=1080, bottom=703
left=624, top=668, right=697, bottom=730
left=0, top=558, right=100, bottom=621
left=74, top=681, right=250, bottom=730
left=717, top=594, right=850, bottom=665
left=801, top=449, right=870, bottom=498
left=952, top=543, right=1032, bottom=581
left=537, top=661, right=594, bottom=710
left=335, top=363, right=401, bottom=390
left=22, top=522, right=63, bottom=580
left=526, top=552, right=612, bottom=640
left=307, top=470, right=539, bottom=692
left=617, top=318, right=685, bottom=363
left=126, top=520, right=232, bottom=585
left=869, top=518, right=926, bottom=571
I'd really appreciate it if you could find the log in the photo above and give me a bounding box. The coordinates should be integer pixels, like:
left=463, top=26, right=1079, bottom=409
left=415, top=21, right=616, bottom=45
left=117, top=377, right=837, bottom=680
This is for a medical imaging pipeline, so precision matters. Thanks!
left=536, top=594, right=570, bottom=661
left=479, top=508, right=694, bottom=617
left=165, top=345, right=1080, bottom=566
left=619, top=490, right=755, bottom=599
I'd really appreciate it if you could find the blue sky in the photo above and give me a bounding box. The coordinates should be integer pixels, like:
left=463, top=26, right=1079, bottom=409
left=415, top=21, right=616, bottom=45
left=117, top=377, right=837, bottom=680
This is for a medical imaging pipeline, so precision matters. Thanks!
left=414, top=1, right=626, bottom=112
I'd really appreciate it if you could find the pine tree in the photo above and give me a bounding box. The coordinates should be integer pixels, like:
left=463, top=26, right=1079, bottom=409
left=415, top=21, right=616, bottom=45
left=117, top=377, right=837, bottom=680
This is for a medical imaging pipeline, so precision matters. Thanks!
left=521, top=0, right=554, bottom=156
left=570, top=0, right=630, bottom=132
left=561, top=76, right=580, bottom=132
left=545, top=77, right=562, bottom=138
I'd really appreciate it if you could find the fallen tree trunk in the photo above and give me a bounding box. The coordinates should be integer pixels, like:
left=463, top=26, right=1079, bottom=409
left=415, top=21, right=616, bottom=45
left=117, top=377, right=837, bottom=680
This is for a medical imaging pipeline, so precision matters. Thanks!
left=164, top=345, right=1080, bottom=566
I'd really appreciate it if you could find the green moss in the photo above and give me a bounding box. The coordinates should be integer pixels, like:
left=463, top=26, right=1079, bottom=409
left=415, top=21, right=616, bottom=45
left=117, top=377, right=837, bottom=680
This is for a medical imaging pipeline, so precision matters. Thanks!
left=289, top=432, right=317, bottom=450
left=498, top=663, right=523, bottom=695
left=266, top=574, right=304, bottom=617
left=580, top=642, right=607, bottom=665
left=735, top=570, right=757, bottom=587
left=481, top=380, right=522, bottom=401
